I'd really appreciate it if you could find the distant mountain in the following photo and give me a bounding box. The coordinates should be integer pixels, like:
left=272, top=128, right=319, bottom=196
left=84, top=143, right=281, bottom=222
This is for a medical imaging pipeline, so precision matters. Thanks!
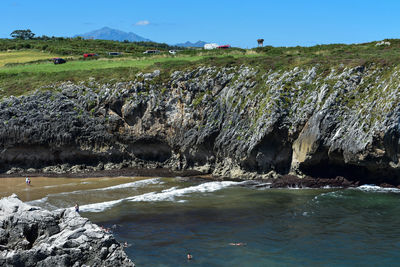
left=175, top=41, right=207, bottom=48
left=75, top=27, right=151, bottom=42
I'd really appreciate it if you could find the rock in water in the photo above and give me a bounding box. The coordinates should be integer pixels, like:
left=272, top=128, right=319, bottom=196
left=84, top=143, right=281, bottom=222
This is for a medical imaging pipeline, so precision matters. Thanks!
left=0, top=194, right=134, bottom=267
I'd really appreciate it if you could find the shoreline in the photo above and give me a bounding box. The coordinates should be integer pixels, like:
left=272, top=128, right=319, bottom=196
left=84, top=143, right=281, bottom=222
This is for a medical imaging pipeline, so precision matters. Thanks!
left=2, top=167, right=399, bottom=189
left=0, top=168, right=206, bottom=179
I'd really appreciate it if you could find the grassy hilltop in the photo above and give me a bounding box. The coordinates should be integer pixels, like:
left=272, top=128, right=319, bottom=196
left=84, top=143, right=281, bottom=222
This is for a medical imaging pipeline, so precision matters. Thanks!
left=1, top=38, right=400, bottom=98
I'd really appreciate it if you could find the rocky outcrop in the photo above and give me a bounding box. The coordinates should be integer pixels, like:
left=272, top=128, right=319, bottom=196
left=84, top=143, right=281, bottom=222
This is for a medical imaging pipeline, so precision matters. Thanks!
left=0, top=194, right=134, bottom=267
left=1, top=64, right=400, bottom=184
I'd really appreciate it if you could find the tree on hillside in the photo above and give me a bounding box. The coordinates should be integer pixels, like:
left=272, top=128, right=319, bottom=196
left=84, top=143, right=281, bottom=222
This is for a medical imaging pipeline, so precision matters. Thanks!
left=10, top=29, right=35, bottom=40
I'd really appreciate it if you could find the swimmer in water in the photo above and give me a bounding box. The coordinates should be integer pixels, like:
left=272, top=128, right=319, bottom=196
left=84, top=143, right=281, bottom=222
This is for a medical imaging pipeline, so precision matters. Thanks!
left=74, top=203, right=79, bottom=212
left=187, top=253, right=193, bottom=260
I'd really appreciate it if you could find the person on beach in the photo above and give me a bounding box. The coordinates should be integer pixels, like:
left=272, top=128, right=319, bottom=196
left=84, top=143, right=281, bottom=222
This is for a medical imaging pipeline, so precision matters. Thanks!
left=187, top=253, right=193, bottom=260
left=25, top=177, right=31, bottom=185
left=74, top=203, right=79, bottom=212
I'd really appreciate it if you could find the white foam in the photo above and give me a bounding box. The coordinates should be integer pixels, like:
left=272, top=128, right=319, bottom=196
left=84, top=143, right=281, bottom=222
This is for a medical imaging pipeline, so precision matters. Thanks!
left=27, top=196, right=48, bottom=205
left=356, top=184, right=400, bottom=193
left=80, top=181, right=240, bottom=212
left=43, top=183, right=78, bottom=189
left=313, top=190, right=345, bottom=201
left=129, top=181, right=239, bottom=202
left=26, top=178, right=163, bottom=207
left=68, top=178, right=162, bottom=194
left=93, top=178, right=162, bottom=191
left=80, top=198, right=125, bottom=212
left=160, top=186, right=178, bottom=193
left=26, top=197, right=59, bottom=211
left=286, top=186, right=313, bottom=190
left=49, top=178, right=161, bottom=195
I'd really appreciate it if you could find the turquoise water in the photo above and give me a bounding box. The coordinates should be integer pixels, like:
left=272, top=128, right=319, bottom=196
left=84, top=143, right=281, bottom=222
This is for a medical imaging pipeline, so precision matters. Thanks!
left=27, top=178, right=400, bottom=266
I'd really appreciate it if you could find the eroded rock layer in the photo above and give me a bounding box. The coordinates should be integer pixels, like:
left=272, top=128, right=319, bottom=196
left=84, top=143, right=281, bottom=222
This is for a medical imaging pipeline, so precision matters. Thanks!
left=1, top=64, right=400, bottom=184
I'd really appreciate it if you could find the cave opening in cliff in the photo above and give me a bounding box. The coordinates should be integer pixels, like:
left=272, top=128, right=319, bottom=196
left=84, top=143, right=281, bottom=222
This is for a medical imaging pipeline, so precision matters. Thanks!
left=128, top=139, right=172, bottom=162
left=299, top=160, right=400, bottom=185
left=242, top=130, right=293, bottom=174
left=184, top=130, right=219, bottom=168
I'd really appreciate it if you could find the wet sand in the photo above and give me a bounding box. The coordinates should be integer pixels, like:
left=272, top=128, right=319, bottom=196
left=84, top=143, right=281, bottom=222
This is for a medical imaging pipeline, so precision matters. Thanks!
left=0, top=168, right=214, bottom=202
left=0, top=176, right=155, bottom=202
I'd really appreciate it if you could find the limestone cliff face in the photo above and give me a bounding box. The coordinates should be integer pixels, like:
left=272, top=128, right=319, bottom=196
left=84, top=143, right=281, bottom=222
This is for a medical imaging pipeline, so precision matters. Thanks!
left=1, top=64, right=400, bottom=184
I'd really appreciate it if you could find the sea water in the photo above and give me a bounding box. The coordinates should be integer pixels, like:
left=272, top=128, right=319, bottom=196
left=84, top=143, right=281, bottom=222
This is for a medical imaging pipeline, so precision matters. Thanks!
left=2, top=177, right=400, bottom=266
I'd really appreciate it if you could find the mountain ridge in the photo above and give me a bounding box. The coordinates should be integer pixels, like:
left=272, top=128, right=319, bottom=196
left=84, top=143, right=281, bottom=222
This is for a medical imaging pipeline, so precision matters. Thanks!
left=74, top=27, right=208, bottom=47
left=175, top=40, right=207, bottom=47
left=75, top=26, right=151, bottom=42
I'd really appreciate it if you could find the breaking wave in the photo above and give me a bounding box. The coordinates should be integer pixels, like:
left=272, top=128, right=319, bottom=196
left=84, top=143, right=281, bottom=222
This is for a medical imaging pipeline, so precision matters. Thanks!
left=93, top=178, right=162, bottom=191
left=27, top=196, right=48, bottom=205
left=313, top=184, right=400, bottom=203
left=27, top=178, right=163, bottom=204
left=80, top=181, right=240, bottom=213
left=355, top=184, right=400, bottom=193
left=80, top=198, right=126, bottom=213
left=129, top=181, right=239, bottom=202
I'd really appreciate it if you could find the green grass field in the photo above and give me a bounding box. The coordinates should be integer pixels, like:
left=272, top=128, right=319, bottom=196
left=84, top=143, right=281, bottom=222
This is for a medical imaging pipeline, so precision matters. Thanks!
left=0, top=52, right=251, bottom=97
left=0, top=38, right=179, bottom=56
left=0, top=50, right=62, bottom=67
left=0, top=55, right=211, bottom=74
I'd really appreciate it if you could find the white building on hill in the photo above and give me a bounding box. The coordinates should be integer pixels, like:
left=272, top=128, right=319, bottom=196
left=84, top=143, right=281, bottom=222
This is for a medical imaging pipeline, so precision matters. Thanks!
left=204, top=43, right=219, bottom=50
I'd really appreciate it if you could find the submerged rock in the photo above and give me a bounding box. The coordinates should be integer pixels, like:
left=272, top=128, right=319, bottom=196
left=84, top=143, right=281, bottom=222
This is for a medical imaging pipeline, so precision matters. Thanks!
left=0, top=194, right=134, bottom=267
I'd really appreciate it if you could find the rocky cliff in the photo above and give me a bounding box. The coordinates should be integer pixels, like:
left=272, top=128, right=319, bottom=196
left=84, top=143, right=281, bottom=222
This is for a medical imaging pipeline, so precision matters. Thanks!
left=0, top=194, right=134, bottom=267
left=1, top=64, right=400, bottom=184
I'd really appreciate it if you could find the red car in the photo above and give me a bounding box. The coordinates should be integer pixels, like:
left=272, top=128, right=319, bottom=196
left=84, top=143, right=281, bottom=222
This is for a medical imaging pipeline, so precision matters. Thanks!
left=217, top=45, right=231, bottom=49
left=83, top=53, right=98, bottom=58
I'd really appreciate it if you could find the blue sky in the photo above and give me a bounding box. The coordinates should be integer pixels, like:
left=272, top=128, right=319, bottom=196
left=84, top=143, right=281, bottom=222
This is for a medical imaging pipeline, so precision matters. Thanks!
left=1, top=0, right=400, bottom=48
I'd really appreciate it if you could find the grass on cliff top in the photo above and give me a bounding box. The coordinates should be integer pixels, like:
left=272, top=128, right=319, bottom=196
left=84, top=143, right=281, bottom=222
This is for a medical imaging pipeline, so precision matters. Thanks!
left=0, top=37, right=179, bottom=56
left=0, top=52, right=257, bottom=98
left=0, top=50, right=63, bottom=67
left=2, top=38, right=400, bottom=98
left=0, top=54, right=207, bottom=74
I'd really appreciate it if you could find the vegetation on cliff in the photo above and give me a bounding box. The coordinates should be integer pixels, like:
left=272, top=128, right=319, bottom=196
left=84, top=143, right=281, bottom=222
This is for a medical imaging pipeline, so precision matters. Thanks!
left=0, top=37, right=177, bottom=56
left=0, top=38, right=399, bottom=98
